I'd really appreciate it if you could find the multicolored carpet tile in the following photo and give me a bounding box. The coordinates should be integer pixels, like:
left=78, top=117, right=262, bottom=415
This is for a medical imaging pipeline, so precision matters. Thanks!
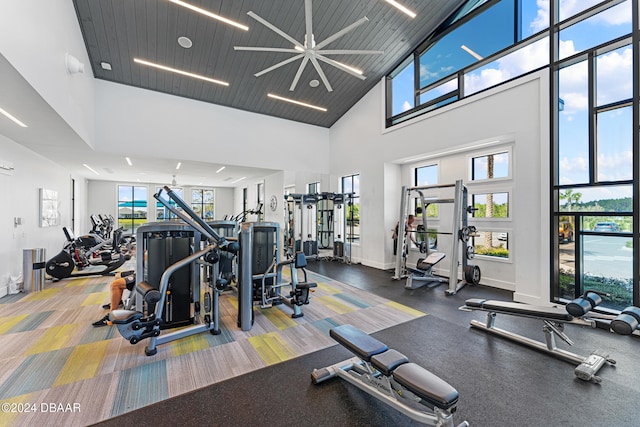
left=0, top=265, right=425, bottom=426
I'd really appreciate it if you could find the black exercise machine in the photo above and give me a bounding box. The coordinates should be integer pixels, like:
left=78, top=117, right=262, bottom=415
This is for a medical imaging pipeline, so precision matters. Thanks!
left=460, top=291, right=640, bottom=382
left=312, top=324, right=468, bottom=426
left=110, top=186, right=238, bottom=356
left=237, top=221, right=317, bottom=331
left=45, top=227, right=126, bottom=280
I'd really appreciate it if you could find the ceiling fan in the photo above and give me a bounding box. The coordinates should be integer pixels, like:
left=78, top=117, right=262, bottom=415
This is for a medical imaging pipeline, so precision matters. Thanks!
left=234, top=0, right=383, bottom=92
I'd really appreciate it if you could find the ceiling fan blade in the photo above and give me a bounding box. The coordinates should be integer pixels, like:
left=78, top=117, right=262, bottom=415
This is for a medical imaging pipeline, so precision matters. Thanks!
left=315, top=16, right=369, bottom=50
left=309, top=56, right=333, bottom=92
left=247, top=11, right=303, bottom=49
left=316, top=55, right=367, bottom=80
left=305, top=0, right=313, bottom=48
left=318, top=49, right=384, bottom=55
left=234, top=46, right=300, bottom=53
left=254, top=53, right=305, bottom=77
left=290, top=56, right=310, bottom=91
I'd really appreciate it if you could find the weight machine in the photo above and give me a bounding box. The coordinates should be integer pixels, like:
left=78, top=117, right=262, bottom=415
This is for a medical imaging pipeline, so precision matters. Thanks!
left=284, top=192, right=355, bottom=263
left=110, top=186, right=239, bottom=356
left=237, top=222, right=317, bottom=331
left=393, top=180, right=481, bottom=295
left=207, top=220, right=239, bottom=289
left=285, top=193, right=319, bottom=259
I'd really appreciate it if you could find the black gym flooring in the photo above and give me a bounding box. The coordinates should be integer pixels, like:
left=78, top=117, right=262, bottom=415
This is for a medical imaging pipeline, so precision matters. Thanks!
left=93, top=262, right=640, bottom=427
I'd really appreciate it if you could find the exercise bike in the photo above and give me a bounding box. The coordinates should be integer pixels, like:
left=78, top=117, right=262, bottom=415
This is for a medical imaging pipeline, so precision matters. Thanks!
left=45, top=227, right=127, bottom=280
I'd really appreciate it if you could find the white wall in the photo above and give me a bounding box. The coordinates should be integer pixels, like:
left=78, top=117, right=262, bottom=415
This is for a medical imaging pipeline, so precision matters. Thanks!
left=0, top=0, right=95, bottom=147
left=329, top=72, right=550, bottom=304
left=0, top=135, right=86, bottom=297
left=93, top=80, right=331, bottom=173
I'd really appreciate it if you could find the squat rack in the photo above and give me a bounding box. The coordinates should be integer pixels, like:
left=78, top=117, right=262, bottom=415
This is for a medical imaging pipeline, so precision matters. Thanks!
left=393, top=180, right=480, bottom=295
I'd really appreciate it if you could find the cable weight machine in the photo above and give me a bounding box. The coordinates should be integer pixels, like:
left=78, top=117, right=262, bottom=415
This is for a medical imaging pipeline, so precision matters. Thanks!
left=284, top=192, right=355, bottom=263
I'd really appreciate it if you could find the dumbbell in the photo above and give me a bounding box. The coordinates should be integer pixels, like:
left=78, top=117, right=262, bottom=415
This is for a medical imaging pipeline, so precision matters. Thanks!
left=566, top=291, right=603, bottom=317
left=610, top=306, right=640, bottom=335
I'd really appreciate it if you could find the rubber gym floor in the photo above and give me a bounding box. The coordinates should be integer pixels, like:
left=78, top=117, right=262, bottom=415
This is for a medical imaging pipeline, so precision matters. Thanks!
left=92, top=261, right=640, bottom=427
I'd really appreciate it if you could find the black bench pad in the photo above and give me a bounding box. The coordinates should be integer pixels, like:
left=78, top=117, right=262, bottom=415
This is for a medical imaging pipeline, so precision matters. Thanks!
left=393, top=363, right=459, bottom=410
left=136, top=281, right=162, bottom=304
left=371, top=349, right=409, bottom=376
left=330, top=324, right=388, bottom=362
left=417, top=252, right=446, bottom=270
left=465, top=298, right=574, bottom=322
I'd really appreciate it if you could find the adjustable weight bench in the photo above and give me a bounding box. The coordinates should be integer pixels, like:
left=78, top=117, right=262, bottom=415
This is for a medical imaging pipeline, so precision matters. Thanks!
left=405, top=252, right=449, bottom=290
left=312, top=324, right=468, bottom=426
left=459, top=294, right=628, bottom=383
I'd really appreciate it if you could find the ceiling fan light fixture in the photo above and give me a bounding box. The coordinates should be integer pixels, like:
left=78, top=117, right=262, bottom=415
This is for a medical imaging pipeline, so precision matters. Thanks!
left=168, top=0, right=249, bottom=31
left=235, top=0, right=383, bottom=92
left=133, top=58, right=229, bottom=86
left=385, top=0, right=417, bottom=19
left=267, top=93, right=327, bottom=112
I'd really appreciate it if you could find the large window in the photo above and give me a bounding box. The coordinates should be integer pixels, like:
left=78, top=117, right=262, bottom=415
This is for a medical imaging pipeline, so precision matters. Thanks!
left=342, top=174, right=360, bottom=244
left=470, top=151, right=510, bottom=181
left=388, top=0, right=530, bottom=126
left=553, top=1, right=635, bottom=310
left=156, top=187, right=183, bottom=220
left=192, top=189, right=215, bottom=220
left=117, top=185, right=147, bottom=234
left=414, top=164, right=439, bottom=218
left=257, top=182, right=264, bottom=221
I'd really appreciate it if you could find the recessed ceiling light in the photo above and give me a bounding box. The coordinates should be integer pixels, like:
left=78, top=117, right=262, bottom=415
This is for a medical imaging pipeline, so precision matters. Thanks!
left=100, top=61, right=112, bottom=70
left=168, top=0, right=249, bottom=31
left=232, top=176, right=247, bottom=184
left=176, top=162, right=182, bottom=170
left=178, top=36, right=193, bottom=49
left=309, top=79, right=319, bottom=88
left=216, top=166, right=226, bottom=173
left=125, top=157, right=133, bottom=166
left=267, top=93, right=327, bottom=112
left=134, top=58, right=229, bottom=86
left=0, top=107, right=27, bottom=127
left=385, top=0, right=417, bottom=18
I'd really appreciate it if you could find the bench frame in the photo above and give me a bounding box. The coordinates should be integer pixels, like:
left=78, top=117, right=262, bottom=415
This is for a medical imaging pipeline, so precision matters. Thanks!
left=312, top=325, right=468, bottom=426
left=461, top=299, right=616, bottom=382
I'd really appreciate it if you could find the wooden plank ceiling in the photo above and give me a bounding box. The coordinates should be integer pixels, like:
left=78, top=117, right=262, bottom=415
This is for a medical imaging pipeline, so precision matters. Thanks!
left=73, top=0, right=466, bottom=128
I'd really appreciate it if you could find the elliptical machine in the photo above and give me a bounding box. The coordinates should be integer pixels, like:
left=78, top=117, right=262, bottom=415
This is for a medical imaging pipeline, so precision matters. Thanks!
left=45, top=227, right=127, bottom=280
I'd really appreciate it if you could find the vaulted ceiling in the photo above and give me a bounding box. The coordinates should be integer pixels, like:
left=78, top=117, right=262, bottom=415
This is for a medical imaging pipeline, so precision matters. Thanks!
left=72, top=0, right=466, bottom=128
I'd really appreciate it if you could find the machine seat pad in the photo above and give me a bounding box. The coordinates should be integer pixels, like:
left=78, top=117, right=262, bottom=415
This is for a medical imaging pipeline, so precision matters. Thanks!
left=330, top=324, right=388, bottom=362
left=109, top=309, right=143, bottom=324
left=465, top=298, right=574, bottom=322
left=417, top=252, right=446, bottom=270
left=393, top=363, right=459, bottom=410
left=370, top=349, right=409, bottom=376
left=296, top=282, right=318, bottom=290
